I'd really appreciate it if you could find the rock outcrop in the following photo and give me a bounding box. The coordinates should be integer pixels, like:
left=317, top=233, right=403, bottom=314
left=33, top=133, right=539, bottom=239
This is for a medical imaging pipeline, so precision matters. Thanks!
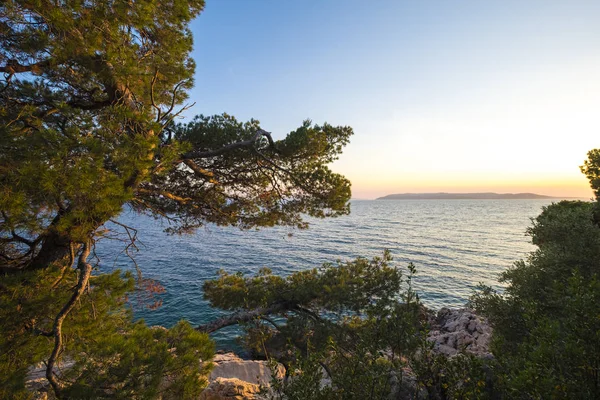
left=200, top=353, right=285, bottom=399
left=209, top=352, right=285, bottom=386
left=199, top=377, right=264, bottom=400
left=427, top=308, right=492, bottom=358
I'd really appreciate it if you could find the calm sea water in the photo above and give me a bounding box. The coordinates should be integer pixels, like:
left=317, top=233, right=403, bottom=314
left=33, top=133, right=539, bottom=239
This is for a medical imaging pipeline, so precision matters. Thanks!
left=96, top=199, right=557, bottom=345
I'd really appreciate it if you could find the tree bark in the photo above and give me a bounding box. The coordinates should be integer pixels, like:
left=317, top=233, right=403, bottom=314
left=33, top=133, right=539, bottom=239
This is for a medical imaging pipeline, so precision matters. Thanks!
left=196, top=303, right=287, bottom=334
left=46, top=241, right=92, bottom=398
left=27, top=231, right=77, bottom=271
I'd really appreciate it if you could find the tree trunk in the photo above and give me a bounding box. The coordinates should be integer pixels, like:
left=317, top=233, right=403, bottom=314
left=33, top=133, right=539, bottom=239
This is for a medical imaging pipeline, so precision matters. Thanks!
left=46, top=241, right=92, bottom=398
left=28, top=231, right=77, bottom=271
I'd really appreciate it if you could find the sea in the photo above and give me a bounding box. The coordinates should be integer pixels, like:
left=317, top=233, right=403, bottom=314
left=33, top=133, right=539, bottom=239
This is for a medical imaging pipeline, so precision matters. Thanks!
left=96, top=199, right=563, bottom=347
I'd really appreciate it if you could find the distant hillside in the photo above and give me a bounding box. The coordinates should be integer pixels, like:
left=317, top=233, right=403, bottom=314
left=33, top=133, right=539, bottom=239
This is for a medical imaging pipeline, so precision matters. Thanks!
left=377, top=192, right=556, bottom=200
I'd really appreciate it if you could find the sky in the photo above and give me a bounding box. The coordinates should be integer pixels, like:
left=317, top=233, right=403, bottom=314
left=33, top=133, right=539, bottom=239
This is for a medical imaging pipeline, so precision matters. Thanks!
left=186, top=0, right=600, bottom=199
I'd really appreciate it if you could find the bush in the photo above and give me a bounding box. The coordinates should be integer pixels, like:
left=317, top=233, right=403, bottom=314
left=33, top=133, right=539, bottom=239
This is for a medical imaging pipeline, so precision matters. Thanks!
left=0, top=267, right=214, bottom=399
left=472, top=201, right=600, bottom=398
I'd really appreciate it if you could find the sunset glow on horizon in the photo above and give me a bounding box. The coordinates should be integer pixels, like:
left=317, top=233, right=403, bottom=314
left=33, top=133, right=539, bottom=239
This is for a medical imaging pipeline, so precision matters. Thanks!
left=347, top=176, right=593, bottom=200
left=189, top=0, right=600, bottom=200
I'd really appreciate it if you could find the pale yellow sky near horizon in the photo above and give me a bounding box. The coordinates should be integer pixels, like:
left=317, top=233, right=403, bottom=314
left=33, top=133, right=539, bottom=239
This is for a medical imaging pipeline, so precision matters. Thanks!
left=346, top=175, right=593, bottom=200
left=338, top=152, right=595, bottom=200
left=331, top=59, right=599, bottom=200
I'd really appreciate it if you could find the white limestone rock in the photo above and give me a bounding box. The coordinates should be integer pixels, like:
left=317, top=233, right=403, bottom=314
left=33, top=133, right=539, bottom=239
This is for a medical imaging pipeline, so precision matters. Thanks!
left=209, top=352, right=285, bottom=387
left=427, top=308, right=493, bottom=358
left=199, top=377, right=264, bottom=400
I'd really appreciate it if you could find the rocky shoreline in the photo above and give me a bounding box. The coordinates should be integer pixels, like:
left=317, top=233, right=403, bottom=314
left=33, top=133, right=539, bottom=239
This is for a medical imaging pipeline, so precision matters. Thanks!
left=27, top=308, right=493, bottom=399
left=428, top=307, right=493, bottom=358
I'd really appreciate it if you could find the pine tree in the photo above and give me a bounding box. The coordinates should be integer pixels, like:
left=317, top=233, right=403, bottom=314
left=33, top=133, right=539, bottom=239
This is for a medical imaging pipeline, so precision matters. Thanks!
left=1, top=1, right=352, bottom=397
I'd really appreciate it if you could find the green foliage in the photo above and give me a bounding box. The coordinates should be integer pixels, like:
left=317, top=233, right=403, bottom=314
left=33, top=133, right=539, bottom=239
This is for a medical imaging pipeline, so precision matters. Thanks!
left=142, top=115, right=352, bottom=233
left=581, top=149, right=600, bottom=200
left=205, top=253, right=429, bottom=399
left=0, top=266, right=214, bottom=399
left=65, top=320, right=214, bottom=399
left=270, top=359, right=335, bottom=400
left=205, top=251, right=405, bottom=313
left=472, top=197, right=600, bottom=398
left=1, top=0, right=205, bottom=244
left=410, top=348, right=490, bottom=400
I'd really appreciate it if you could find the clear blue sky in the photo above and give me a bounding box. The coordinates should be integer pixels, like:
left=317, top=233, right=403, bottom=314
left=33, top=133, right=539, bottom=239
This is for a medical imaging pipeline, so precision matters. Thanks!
left=185, top=0, right=600, bottom=198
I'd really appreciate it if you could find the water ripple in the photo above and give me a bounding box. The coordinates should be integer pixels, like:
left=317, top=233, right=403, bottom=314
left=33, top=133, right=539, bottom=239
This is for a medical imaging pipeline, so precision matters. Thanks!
left=96, top=199, right=556, bottom=347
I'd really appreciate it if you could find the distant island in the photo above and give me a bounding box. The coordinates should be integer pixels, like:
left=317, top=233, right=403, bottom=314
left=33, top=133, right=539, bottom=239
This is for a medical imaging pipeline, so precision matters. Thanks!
left=377, top=192, right=559, bottom=200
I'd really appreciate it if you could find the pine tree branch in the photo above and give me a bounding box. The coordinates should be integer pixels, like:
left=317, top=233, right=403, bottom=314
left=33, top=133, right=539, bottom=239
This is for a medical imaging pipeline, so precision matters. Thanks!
left=0, top=59, right=50, bottom=74
left=46, top=240, right=93, bottom=398
left=196, top=303, right=289, bottom=334
left=136, top=188, right=193, bottom=204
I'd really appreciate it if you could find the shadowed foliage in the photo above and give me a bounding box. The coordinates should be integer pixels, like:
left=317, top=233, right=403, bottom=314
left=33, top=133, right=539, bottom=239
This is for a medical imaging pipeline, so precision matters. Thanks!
left=471, top=150, right=600, bottom=399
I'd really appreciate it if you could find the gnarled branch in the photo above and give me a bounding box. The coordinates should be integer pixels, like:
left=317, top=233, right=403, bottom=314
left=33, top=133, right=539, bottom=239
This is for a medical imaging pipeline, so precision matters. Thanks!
left=46, top=240, right=93, bottom=397
left=195, top=301, right=329, bottom=335
left=196, top=303, right=288, bottom=334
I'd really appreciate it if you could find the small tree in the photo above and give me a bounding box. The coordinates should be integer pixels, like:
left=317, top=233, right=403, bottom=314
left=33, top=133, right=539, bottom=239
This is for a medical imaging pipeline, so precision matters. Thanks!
left=201, top=252, right=426, bottom=399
